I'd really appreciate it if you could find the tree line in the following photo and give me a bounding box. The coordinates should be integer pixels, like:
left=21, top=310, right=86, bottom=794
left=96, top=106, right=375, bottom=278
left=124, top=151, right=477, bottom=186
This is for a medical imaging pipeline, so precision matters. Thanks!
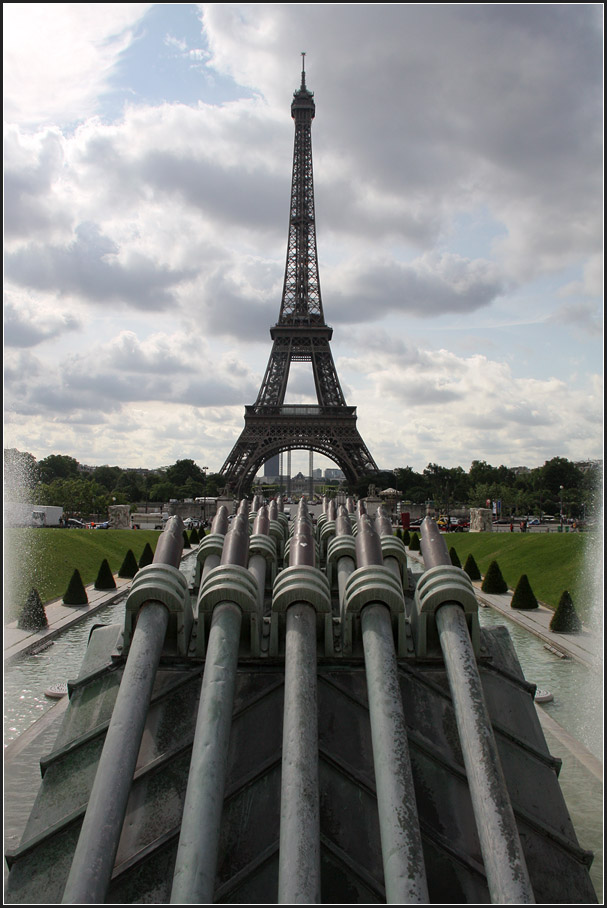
left=4, top=449, right=601, bottom=521
left=4, top=450, right=224, bottom=519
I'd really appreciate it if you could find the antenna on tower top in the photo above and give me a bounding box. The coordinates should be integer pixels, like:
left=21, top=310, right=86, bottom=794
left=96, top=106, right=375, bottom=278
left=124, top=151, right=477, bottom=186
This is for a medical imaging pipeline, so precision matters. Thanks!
left=301, top=51, right=306, bottom=88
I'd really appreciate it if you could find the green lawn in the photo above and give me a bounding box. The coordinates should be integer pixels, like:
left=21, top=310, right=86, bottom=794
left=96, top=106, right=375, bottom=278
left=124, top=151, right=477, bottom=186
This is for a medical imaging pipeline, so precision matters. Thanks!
left=432, top=531, right=599, bottom=622
left=4, top=527, right=599, bottom=627
left=4, top=528, right=166, bottom=621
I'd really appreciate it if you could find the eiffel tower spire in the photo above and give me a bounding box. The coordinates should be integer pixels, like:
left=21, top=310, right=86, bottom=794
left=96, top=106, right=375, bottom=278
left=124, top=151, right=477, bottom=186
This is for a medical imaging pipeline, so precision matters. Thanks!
left=220, top=64, right=379, bottom=494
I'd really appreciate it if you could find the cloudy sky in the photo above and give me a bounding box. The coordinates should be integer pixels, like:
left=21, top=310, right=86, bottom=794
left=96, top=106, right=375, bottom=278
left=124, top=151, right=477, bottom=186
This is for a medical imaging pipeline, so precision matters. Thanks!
left=4, top=3, right=603, bottom=477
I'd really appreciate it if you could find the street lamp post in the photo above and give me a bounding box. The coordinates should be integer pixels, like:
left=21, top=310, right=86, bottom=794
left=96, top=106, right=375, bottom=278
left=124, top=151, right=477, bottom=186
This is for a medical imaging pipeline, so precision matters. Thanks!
left=559, top=485, right=564, bottom=526
left=203, top=467, right=209, bottom=526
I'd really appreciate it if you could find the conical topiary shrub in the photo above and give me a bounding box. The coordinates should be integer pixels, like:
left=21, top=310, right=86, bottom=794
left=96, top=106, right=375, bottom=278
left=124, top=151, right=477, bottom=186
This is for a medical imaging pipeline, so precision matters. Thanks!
left=138, top=542, right=154, bottom=569
left=408, top=532, right=420, bottom=551
left=183, top=530, right=191, bottom=550
left=463, top=553, right=481, bottom=581
left=481, top=560, right=508, bottom=594
left=449, top=547, right=462, bottom=568
left=94, top=558, right=116, bottom=591
left=550, top=590, right=582, bottom=633
left=18, top=588, right=48, bottom=630
left=403, top=529, right=410, bottom=546
left=63, top=569, right=88, bottom=606
left=118, top=549, right=139, bottom=578
left=190, top=527, right=200, bottom=546
left=511, top=573, right=538, bottom=610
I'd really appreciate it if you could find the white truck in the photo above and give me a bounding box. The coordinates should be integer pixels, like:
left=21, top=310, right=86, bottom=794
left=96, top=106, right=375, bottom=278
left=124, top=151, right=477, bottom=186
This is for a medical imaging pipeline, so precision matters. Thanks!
left=31, top=505, right=64, bottom=527
left=6, top=504, right=64, bottom=527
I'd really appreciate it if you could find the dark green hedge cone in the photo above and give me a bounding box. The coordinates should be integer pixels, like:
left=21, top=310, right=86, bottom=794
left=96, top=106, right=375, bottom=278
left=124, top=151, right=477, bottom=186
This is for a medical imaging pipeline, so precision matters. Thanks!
left=408, top=532, right=420, bottom=551
left=463, top=553, right=481, bottom=581
left=118, top=549, right=139, bottom=579
left=449, top=547, right=462, bottom=568
left=403, top=529, right=410, bottom=546
left=550, top=590, right=582, bottom=633
left=481, top=560, right=509, bottom=594
left=18, top=588, right=48, bottom=630
left=138, top=542, right=154, bottom=569
left=94, top=558, right=116, bottom=591
left=183, top=530, right=191, bottom=550
left=511, top=573, right=538, bottom=610
left=190, top=527, right=200, bottom=546
left=63, top=569, right=88, bottom=606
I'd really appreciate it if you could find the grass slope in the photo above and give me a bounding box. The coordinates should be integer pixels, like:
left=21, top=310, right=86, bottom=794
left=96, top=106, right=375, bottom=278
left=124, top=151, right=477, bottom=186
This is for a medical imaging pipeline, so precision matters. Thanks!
left=443, top=532, right=597, bottom=620
left=4, top=529, right=162, bottom=621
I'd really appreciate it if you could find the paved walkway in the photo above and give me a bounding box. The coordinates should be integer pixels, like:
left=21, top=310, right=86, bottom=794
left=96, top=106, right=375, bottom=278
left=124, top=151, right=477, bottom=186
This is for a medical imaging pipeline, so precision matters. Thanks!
left=4, top=577, right=133, bottom=664
left=405, top=549, right=602, bottom=673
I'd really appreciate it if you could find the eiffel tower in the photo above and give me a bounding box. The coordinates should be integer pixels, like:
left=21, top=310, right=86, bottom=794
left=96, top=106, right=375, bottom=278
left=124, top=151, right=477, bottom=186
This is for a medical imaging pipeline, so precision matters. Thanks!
left=220, top=58, right=379, bottom=495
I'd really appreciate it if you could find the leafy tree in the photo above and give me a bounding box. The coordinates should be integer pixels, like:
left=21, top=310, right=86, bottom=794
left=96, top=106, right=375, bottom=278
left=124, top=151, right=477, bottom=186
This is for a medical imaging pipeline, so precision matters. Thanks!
left=114, top=470, right=144, bottom=503
left=38, top=454, right=79, bottom=484
left=91, top=465, right=122, bottom=491
left=540, top=457, right=584, bottom=497
left=165, top=459, right=206, bottom=488
left=149, top=481, right=179, bottom=502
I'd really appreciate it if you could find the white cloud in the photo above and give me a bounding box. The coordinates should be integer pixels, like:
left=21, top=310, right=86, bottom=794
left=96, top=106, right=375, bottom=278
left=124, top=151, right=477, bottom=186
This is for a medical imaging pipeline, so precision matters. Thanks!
left=3, top=3, right=153, bottom=125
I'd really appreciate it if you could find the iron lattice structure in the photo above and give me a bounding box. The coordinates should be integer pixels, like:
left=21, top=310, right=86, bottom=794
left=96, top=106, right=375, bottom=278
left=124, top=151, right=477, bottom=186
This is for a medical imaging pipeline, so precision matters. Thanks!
left=220, top=64, right=379, bottom=494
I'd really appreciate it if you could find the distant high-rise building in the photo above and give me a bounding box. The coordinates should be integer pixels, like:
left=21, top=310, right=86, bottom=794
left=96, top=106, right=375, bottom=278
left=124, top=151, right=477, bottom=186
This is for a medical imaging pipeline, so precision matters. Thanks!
left=264, top=454, right=280, bottom=478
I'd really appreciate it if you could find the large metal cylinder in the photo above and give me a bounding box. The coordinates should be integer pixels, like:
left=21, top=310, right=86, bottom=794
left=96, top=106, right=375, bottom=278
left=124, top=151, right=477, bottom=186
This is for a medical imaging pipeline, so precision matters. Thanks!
left=420, top=517, right=535, bottom=904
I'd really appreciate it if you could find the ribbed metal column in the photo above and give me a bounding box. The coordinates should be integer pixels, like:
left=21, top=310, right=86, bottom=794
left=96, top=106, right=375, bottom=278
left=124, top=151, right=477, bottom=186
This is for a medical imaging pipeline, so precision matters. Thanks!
left=375, top=507, right=401, bottom=581
left=170, top=510, right=250, bottom=905
left=62, top=517, right=184, bottom=904
left=201, top=506, right=229, bottom=582
left=420, top=517, right=535, bottom=904
left=278, top=500, right=320, bottom=904
left=249, top=505, right=270, bottom=611
left=335, top=505, right=356, bottom=615
left=356, top=516, right=429, bottom=903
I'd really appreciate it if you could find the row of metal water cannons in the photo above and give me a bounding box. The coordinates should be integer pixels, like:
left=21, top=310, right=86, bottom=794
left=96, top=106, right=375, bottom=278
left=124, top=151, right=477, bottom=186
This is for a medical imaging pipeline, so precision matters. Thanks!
left=60, top=496, right=536, bottom=905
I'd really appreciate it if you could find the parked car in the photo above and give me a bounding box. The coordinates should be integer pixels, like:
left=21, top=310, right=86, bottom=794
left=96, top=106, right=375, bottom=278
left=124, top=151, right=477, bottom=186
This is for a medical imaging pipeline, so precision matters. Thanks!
left=67, top=518, right=86, bottom=528
left=94, top=521, right=110, bottom=529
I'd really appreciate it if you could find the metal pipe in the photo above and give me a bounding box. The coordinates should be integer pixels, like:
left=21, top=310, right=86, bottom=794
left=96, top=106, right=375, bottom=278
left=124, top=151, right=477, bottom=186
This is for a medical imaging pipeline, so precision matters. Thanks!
left=354, top=514, right=429, bottom=903
left=361, top=603, right=429, bottom=903
left=278, top=513, right=320, bottom=903
left=154, top=515, right=186, bottom=567
left=200, top=507, right=229, bottom=583
left=250, top=506, right=270, bottom=611
left=170, top=509, right=250, bottom=904
left=420, top=518, right=535, bottom=904
left=375, top=506, right=393, bottom=539
left=170, top=601, right=241, bottom=904
left=376, top=508, right=401, bottom=581
left=62, top=519, right=185, bottom=903
left=211, top=506, right=229, bottom=536
left=335, top=506, right=356, bottom=612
